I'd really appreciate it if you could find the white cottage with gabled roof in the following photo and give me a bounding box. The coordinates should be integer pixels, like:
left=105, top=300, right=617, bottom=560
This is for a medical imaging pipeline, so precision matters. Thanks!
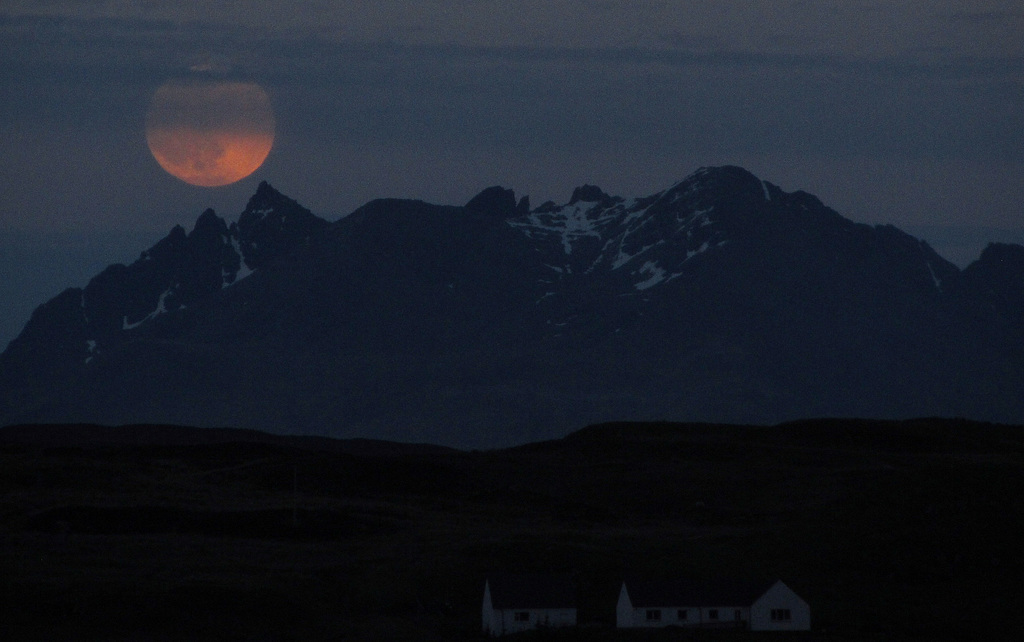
left=482, top=573, right=577, bottom=636
left=617, top=577, right=809, bottom=631
left=749, top=580, right=811, bottom=631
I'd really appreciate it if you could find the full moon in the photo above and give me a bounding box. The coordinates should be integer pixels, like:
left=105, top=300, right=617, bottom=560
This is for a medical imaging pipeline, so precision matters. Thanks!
left=146, top=80, right=275, bottom=187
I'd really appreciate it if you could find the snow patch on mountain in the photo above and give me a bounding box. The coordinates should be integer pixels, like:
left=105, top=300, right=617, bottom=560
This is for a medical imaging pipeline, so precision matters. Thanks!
left=634, top=261, right=667, bottom=290
left=85, top=339, right=98, bottom=364
left=224, top=235, right=253, bottom=287
left=510, top=200, right=621, bottom=255
left=507, top=178, right=731, bottom=293
left=122, top=287, right=173, bottom=330
left=687, top=240, right=713, bottom=260
left=926, top=261, right=942, bottom=291
left=613, top=240, right=663, bottom=270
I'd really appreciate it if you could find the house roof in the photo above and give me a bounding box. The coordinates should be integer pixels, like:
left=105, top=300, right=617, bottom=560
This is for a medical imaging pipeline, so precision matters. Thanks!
left=486, top=573, right=577, bottom=610
left=622, top=577, right=777, bottom=608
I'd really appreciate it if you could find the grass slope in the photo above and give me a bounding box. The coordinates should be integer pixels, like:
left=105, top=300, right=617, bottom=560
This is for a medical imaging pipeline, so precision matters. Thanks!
left=1, top=418, right=1022, bottom=640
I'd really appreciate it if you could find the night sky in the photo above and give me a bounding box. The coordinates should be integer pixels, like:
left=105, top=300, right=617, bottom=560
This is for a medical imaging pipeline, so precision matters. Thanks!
left=2, top=1, right=1023, bottom=349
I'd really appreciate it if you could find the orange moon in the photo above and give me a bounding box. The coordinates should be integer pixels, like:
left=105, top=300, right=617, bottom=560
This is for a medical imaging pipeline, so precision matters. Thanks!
left=146, top=80, right=275, bottom=187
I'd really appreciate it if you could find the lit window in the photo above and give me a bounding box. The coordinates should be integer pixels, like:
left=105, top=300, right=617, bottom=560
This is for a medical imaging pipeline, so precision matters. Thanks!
left=646, top=609, right=662, bottom=621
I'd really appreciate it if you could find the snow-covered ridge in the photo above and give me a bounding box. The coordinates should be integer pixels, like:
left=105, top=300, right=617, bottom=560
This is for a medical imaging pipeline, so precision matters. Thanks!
left=510, top=197, right=626, bottom=256
left=507, top=172, right=730, bottom=292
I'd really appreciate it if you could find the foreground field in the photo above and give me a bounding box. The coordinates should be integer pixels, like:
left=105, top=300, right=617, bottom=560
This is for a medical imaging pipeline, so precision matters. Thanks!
left=1, top=419, right=1022, bottom=640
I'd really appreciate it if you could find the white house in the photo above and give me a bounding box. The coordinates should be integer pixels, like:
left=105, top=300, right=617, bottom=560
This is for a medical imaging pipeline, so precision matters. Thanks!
left=749, top=580, right=812, bottom=631
left=617, top=577, right=810, bottom=632
left=482, top=573, right=577, bottom=636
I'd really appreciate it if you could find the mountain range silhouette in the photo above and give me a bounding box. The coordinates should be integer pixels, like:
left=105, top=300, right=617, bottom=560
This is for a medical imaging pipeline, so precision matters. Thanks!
left=3, top=166, right=1023, bottom=447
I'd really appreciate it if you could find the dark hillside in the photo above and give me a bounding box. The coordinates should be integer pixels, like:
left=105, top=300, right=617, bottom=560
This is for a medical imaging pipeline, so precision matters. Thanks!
left=0, top=422, right=456, bottom=456
left=1, top=419, right=1022, bottom=640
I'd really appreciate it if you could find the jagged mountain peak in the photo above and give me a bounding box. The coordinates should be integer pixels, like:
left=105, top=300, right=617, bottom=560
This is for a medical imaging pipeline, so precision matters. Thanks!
left=465, top=186, right=518, bottom=217
left=235, top=183, right=329, bottom=271
left=244, top=180, right=288, bottom=214
left=238, top=181, right=323, bottom=234
left=665, top=166, right=772, bottom=212
left=188, top=211, right=234, bottom=268
left=690, top=164, right=761, bottom=185
left=506, top=166, right=780, bottom=282
left=973, top=241, right=1024, bottom=267
left=462, top=186, right=532, bottom=218
left=195, top=207, right=220, bottom=224
left=1, top=182, right=327, bottom=375
left=4, top=167, right=1024, bottom=447
left=569, top=184, right=613, bottom=205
